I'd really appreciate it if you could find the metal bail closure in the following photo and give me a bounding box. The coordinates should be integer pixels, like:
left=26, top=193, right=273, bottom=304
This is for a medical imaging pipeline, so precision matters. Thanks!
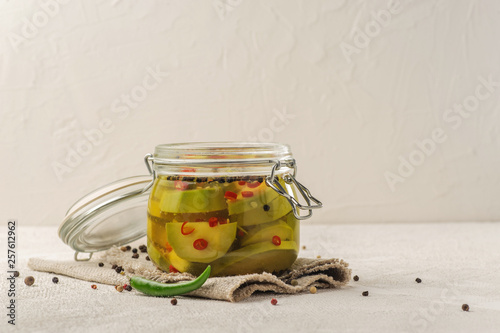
left=265, top=159, right=323, bottom=220
left=143, top=153, right=156, bottom=190
left=74, top=251, right=93, bottom=262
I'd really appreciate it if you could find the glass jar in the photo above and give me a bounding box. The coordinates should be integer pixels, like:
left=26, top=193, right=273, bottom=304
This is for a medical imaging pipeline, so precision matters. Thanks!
left=58, top=142, right=321, bottom=276
left=145, top=142, right=322, bottom=277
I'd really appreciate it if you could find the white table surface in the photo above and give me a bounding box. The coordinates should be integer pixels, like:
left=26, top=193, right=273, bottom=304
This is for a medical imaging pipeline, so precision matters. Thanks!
left=2, top=222, right=500, bottom=333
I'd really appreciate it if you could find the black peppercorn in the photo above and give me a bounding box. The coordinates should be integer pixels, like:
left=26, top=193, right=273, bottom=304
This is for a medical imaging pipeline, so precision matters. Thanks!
left=112, top=264, right=117, bottom=269
left=52, top=277, right=59, bottom=284
left=353, top=275, right=359, bottom=281
left=125, top=245, right=131, bottom=251
left=98, top=262, right=104, bottom=267
left=362, top=291, right=369, bottom=296
left=13, top=271, right=20, bottom=278
left=125, top=285, right=132, bottom=291
left=416, top=278, right=422, bottom=283
left=115, top=267, right=122, bottom=273
left=146, top=256, right=150, bottom=261
left=263, top=204, right=270, bottom=211
left=462, top=304, right=470, bottom=311
left=132, top=253, right=139, bottom=259
left=171, top=298, right=178, bottom=305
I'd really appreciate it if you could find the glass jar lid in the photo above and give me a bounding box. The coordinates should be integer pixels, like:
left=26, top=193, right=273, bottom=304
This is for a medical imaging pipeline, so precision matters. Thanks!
left=58, top=175, right=152, bottom=256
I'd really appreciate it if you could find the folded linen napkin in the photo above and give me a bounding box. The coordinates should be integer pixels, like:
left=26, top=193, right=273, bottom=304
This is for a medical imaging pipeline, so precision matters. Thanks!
left=28, top=246, right=351, bottom=302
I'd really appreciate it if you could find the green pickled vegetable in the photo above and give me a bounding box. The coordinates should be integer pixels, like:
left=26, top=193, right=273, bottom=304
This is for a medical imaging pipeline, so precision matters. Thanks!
left=130, top=265, right=211, bottom=297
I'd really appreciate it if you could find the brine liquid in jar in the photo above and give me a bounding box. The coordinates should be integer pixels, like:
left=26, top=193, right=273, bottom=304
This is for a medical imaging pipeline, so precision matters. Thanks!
left=147, top=174, right=299, bottom=277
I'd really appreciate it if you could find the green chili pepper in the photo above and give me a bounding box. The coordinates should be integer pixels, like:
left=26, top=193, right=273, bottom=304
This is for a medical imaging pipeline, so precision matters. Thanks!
left=130, top=265, right=211, bottom=297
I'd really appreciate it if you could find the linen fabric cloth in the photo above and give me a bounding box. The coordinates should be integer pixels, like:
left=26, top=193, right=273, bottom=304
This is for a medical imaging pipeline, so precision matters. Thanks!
left=28, top=246, right=351, bottom=302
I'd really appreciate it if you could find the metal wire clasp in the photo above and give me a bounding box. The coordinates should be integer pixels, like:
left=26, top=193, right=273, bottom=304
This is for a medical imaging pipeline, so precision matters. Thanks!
left=142, top=153, right=156, bottom=193
left=265, top=159, right=322, bottom=220
left=74, top=251, right=93, bottom=261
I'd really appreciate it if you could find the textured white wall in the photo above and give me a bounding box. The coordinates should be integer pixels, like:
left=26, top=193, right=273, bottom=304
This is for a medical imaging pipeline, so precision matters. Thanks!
left=1, top=0, right=500, bottom=226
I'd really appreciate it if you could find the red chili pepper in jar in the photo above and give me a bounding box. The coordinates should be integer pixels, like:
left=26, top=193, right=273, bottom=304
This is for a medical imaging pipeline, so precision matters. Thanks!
left=241, top=191, right=254, bottom=198
left=175, top=180, right=189, bottom=191
left=181, top=222, right=195, bottom=235
left=224, top=191, right=238, bottom=200
left=208, top=217, right=218, bottom=227
left=247, top=182, right=260, bottom=188
left=169, top=265, right=179, bottom=273
left=193, top=239, right=208, bottom=250
left=272, top=235, right=281, bottom=246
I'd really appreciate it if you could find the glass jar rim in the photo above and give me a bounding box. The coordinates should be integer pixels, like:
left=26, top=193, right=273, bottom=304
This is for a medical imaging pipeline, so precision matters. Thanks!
left=153, top=142, right=292, bottom=164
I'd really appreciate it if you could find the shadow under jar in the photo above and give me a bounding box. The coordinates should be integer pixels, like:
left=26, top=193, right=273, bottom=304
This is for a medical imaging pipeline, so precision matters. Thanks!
left=146, top=142, right=322, bottom=277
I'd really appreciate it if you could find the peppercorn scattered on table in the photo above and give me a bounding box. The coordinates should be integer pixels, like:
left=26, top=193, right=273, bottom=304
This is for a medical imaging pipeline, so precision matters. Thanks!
left=2, top=223, right=500, bottom=333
